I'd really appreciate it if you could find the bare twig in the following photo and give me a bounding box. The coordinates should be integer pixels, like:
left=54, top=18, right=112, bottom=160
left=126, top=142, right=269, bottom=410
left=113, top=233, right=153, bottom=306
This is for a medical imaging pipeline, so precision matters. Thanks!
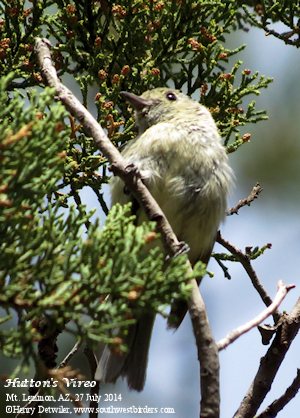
left=241, top=6, right=300, bottom=47
left=256, top=369, right=300, bottom=418
left=227, top=183, right=263, bottom=215
left=34, top=37, right=220, bottom=418
left=216, top=231, right=281, bottom=323
left=214, top=257, right=231, bottom=280
left=59, top=339, right=82, bottom=368
left=91, top=185, right=109, bottom=215
left=217, top=281, right=295, bottom=351
left=234, top=298, right=300, bottom=418
left=264, top=26, right=300, bottom=47
left=16, top=339, right=83, bottom=415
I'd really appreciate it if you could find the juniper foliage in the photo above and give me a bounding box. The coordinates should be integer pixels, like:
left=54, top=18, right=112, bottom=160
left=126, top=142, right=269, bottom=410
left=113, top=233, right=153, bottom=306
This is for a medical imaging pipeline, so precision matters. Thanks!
left=0, top=0, right=298, bottom=384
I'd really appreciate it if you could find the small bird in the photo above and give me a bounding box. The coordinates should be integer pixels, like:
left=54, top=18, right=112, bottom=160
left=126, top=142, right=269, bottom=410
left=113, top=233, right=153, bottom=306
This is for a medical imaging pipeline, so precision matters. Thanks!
left=95, top=87, right=233, bottom=391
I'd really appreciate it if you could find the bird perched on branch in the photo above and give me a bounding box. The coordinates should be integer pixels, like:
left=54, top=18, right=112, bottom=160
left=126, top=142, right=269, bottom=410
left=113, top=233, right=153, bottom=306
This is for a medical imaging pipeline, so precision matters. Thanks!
left=95, top=87, right=233, bottom=391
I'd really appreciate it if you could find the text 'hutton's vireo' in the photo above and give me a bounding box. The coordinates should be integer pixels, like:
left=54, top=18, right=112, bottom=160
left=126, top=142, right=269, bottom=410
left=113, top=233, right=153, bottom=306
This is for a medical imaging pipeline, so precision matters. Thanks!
left=95, top=87, right=234, bottom=391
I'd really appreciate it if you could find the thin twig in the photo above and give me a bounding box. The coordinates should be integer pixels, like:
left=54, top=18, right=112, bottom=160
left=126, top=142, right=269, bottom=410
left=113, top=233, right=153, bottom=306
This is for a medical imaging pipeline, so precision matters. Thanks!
left=59, top=339, right=82, bottom=368
left=234, top=298, right=300, bottom=418
left=256, top=369, right=300, bottom=418
left=91, top=185, right=109, bottom=215
left=70, top=182, right=91, bottom=229
left=17, top=339, right=83, bottom=415
left=214, top=257, right=232, bottom=280
left=34, top=37, right=220, bottom=418
left=227, top=183, right=263, bottom=215
left=216, top=231, right=281, bottom=323
left=217, top=281, right=295, bottom=351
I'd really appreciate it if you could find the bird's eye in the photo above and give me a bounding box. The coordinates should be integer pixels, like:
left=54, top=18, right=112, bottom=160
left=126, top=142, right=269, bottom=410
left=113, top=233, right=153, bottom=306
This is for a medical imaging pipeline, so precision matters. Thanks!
left=166, top=91, right=177, bottom=101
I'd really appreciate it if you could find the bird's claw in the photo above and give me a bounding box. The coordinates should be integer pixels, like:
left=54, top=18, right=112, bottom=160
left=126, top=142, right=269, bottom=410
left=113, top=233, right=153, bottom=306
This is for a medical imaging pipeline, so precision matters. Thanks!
left=165, top=241, right=190, bottom=262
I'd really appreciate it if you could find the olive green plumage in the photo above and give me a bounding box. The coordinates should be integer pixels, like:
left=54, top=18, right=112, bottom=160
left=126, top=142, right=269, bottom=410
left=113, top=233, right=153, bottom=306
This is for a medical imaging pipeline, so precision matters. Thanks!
left=96, top=87, right=234, bottom=391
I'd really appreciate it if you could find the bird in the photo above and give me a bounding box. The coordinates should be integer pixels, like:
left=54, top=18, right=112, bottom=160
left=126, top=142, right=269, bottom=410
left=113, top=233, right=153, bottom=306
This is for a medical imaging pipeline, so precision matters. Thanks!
left=95, top=87, right=234, bottom=391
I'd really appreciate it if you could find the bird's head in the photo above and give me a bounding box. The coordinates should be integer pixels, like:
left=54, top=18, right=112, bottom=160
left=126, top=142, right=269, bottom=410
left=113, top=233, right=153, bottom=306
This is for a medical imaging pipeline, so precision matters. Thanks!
left=121, top=87, right=203, bottom=133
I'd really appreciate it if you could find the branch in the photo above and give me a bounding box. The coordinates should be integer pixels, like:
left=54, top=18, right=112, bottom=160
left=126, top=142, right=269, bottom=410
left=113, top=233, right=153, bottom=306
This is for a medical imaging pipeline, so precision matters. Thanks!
left=241, top=4, right=300, bottom=47
left=234, top=298, right=300, bottom=418
left=256, top=369, right=300, bottom=418
left=59, top=339, right=82, bottom=368
left=189, top=279, right=220, bottom=416
left=34, top=38, right=220, bottom=418
left=217, top=281, right=295, bottom=351
left=216, top=231, right=281, bottom=323
left=227, top=183, right=263, bottom=215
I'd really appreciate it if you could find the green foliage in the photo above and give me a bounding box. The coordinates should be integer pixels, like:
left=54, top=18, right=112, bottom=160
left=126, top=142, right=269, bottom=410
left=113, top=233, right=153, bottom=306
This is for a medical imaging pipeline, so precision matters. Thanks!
left=0, top=1, right=281, bottom=210
left=1, top=1, right=273, bottom=148
left=0, top=193, right=194, bottom=368
left=0, top=82, right=67, bottom=277
left=1, top=0, right=298, bottom=379
left=0, top=75, right=68, bottom=363
left=240, top=1, right=300, bottom=47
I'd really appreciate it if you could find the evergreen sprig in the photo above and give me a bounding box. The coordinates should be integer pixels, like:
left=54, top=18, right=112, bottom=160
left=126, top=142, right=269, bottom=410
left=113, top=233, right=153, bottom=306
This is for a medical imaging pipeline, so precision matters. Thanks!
left=0, top=0, right=290, bottom=380
left=240, top=1, right=300, bottom=47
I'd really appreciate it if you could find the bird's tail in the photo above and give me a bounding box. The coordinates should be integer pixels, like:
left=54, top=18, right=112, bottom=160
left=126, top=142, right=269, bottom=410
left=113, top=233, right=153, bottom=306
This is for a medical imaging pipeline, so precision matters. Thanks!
left=95, top=314, right=155, bottom=392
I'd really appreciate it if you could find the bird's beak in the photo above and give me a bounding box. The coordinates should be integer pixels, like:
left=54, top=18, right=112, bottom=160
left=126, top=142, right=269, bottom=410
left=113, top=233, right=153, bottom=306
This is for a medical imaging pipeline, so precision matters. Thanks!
left=120, top=91, right=153, bottom=111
